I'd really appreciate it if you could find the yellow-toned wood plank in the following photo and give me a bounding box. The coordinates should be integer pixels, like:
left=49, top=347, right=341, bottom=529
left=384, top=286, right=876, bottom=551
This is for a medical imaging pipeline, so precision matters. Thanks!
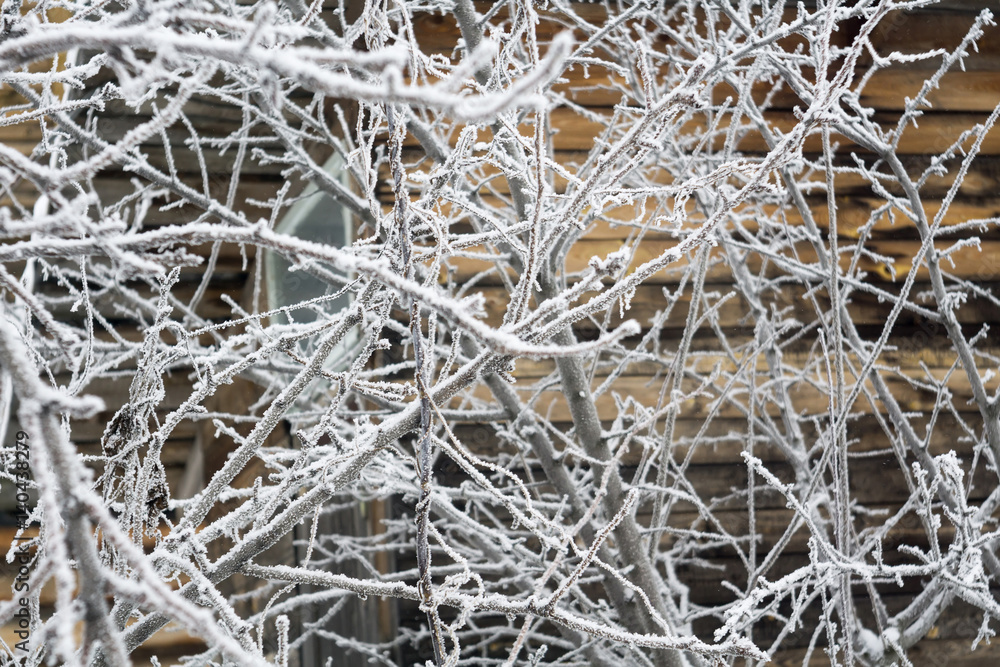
left=441, top=238, right=1000, bottom=284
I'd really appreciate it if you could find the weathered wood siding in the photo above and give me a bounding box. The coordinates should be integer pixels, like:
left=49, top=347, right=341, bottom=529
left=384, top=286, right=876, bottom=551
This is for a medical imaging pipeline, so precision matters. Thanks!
left=0, top=1, right=998, bottom=665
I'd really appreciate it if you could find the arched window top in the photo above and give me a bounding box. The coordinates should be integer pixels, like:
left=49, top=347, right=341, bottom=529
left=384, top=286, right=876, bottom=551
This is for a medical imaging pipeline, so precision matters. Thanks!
left=265, top=152, right=352, bottom=326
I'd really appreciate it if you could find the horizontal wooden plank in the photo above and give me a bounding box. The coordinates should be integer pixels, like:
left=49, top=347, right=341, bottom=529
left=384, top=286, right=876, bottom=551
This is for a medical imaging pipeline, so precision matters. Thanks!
left=770, top=636, right=1000, bottom=667
left=73, top=438, right=197, bottom=466
left=0, top=621, right=203, bottom=660
left=864, top=9, right=1000, bottom=71
left=472, top=281, right=1000, bottom=331
left=431, top=192, right=1000, bottom=240
left=694, top=593, right=995, bottom=656
left=855, top=69, right=1000, bottom=113
left=390, top=151, right=1000, bottom=200
left=553, top=67, right=1000, bottom=113
left=72, top=415, right=198, bottom=443
left=62, top=144, right=292, bottom=177
left=60, top=372, right=196, bottom=414
left=679, top=552, right=944, bottom=605
left=37, top=274, right=252, bottom=322
left=454, top=361, right=1000, bottom=422
left=508, top=343, right=1000, bottom=384
left=442, top=237, right=1000, bottom=284
left=654, top=502, right=959, bottom=557
left=411, top=4, right=857, bottom=57
left=92, top=176, right=284, bottom=226
left=511, top=108, right=1000, bottom=155
left=455, top=410, right=983, bottom=467
left=0, top=123, right=42, bottom=145
left=409, top=4, right=1000, bottom=71
left=0, top=523, right=197, bottom=604
left=444, top=451, right=989, bottom=516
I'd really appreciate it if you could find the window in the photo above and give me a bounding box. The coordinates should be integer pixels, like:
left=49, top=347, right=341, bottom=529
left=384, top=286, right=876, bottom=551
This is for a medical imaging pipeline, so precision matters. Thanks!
left=264, top=152, right=353, bottom=327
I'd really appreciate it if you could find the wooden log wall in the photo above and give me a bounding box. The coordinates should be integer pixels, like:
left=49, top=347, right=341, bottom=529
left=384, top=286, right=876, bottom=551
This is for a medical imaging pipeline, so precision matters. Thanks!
left=0, top=1, right=998, bottom=665
left=392, top=2, right=1000, bottom=665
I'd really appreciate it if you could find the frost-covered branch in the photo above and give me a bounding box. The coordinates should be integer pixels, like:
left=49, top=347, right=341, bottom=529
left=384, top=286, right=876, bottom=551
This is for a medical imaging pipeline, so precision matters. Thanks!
left=2, top=0, right=999, bottom=666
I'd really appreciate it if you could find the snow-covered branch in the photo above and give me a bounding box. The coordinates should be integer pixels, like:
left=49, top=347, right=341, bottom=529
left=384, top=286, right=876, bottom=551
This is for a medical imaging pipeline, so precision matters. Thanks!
left=1, top=0, right=999, bottom=665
